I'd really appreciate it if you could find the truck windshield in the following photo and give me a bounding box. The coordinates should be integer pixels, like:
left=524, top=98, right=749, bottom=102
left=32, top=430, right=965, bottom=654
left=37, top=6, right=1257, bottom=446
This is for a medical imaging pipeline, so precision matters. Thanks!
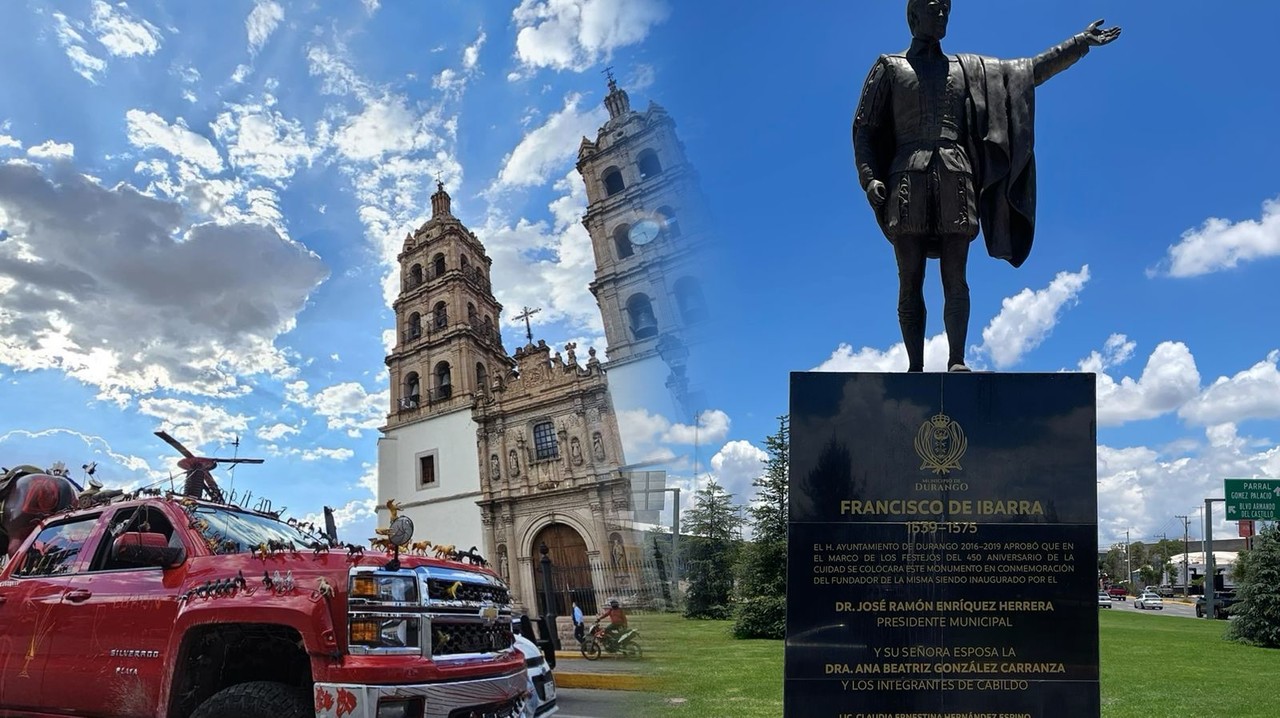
left=192, top=506, right=318, bottom=555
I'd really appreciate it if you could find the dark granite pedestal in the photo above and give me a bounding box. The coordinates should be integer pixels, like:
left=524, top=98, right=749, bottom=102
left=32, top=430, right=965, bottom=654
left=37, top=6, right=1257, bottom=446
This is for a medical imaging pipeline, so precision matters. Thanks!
left=786, top=372, right=1098, bottom=718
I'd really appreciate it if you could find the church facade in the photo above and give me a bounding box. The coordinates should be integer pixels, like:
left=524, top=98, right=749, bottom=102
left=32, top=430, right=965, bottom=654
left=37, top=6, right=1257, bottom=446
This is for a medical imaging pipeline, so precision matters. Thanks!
left=377, top=76, right=706, bottom=614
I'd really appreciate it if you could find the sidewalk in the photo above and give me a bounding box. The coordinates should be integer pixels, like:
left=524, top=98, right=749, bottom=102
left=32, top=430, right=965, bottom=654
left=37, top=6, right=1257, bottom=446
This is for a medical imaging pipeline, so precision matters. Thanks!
left=552, top=649, right=655, bottom=691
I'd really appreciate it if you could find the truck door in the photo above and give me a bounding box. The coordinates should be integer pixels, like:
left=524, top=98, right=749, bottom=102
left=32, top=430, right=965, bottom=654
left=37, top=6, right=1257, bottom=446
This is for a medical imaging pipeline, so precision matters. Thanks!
left=0, top=514, right=100, bottom=712
left=47, top=504, right=187, bottom=717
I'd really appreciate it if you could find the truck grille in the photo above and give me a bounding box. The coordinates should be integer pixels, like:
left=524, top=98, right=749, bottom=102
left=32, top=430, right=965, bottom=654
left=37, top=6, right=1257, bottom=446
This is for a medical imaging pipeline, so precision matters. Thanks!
left=427, top=578, right=509, bottom=604
left=446, top=695, right=524, bottom=718
left=431, top=621, right=514, bottom=656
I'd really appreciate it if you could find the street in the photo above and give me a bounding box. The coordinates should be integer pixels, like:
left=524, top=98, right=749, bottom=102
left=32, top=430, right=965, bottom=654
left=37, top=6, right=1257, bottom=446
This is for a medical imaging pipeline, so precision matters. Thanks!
left=553, top=688, right=646, bottom=718
left=1112, top=598, right=1198, bottom=619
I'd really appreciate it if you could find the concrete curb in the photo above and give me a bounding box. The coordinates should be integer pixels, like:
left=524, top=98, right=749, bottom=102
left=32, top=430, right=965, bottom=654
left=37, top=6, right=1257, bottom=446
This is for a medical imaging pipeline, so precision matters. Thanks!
left=554, top=672, right=654, bottom=691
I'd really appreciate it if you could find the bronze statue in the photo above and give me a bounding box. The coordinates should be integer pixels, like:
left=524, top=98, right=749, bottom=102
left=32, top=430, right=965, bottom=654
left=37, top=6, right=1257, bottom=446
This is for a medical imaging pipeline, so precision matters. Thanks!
left=853, top=0, right=1120, bottom=372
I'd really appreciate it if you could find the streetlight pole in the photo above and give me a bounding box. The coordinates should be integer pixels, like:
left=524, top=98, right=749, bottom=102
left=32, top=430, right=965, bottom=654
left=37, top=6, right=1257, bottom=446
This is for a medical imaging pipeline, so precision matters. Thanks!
left=539, top=542, right=559, bottom=647
left=1203, top=498, right=1224, bottom=620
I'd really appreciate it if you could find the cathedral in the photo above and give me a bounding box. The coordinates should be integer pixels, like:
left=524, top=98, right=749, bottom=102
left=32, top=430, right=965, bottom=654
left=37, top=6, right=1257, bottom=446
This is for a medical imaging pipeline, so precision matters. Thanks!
left=377, top=76, right=708, bottom=615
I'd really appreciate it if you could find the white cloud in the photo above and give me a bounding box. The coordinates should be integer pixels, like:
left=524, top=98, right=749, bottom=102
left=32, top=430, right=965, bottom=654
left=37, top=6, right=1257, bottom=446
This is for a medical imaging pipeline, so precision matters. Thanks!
left=483, top=171, right=602, bottom=333
left=0, top=135, right=21, bottom=150
left=291, top=381, right=388, bottom=435
left=1179, top=351, right=1280, bottom=426
left=0, top=163, right=328, bottom=400
left=463, top=30, right=486, bottom=70
left=140, top=398, right=251, bottom=453
left=332, top=95, right=437, bottom=162
left=125, top=109, right=224, bottom=174
left=815, top=333, right=952, bottom=373
left=1078, top=333, right=1136, bottom=374
left=211, top=100, right=319, bottom=182
left=27, top=140, right=75, bottom=160
left=977, top=265, right=1090, bottom=368
left=1090, top=341, right=1201, bottom=427
left=90, top=0, right=162, bottom=58
left=709, top=440, right=768, bottom=501
left=301, top=447, right=355, bottom=462
left=512, top=0, right=670, bottom=72
left=492, top=93, right=606, bottom=190
left=663, top=409, right=730, bottom=445
left=52, top=12, right=107, bottom=82
left=257, top=422, right=301, bottom=441
left=1155, top=196, right=1280, bottom=277
left=1097, top=425, right=1280, bottom=543
left=361, top=0, right=380, bottom=14
left=246, top=0, right=285, bottom=54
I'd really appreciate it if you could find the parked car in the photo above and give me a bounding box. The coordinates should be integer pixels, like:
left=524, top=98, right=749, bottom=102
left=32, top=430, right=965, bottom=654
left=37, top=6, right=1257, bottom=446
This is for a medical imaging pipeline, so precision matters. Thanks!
left=513, top=628, right=559, bottom=717
left=1195, top=592, right=1239, bottom=620
left=1134, top=591, right=1164, bottom=610
left=1098, top=592, right=1113, bottom=609
left=1106, top=586, right=1128, bottom=601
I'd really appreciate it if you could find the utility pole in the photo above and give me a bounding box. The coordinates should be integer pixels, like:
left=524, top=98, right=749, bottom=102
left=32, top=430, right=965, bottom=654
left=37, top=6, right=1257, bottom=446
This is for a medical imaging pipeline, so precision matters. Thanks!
left=1125, top=529, right=1132, bottom=586
left=1175, top=514, right=1190, bottom=594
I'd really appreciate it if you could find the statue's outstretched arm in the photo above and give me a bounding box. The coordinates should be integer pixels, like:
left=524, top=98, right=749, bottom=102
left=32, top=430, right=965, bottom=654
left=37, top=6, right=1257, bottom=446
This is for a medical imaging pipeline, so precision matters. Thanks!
left=1032, top=19, right=1121, bottom=86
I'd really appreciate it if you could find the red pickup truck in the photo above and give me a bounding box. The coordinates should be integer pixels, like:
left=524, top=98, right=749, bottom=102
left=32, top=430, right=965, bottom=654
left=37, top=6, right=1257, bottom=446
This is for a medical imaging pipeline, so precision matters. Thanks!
left=1105, top=586, right=1128, bottom=601
left=0, top=495, right=527, bottom=718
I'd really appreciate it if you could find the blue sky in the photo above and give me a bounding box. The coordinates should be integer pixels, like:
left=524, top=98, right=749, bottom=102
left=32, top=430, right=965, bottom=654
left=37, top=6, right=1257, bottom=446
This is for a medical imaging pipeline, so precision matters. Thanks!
left=669, top=1, right=1280, bottom=551
left=0, top=0, right=687, bottom=545
left=2, top=1, right=1279, bottom=556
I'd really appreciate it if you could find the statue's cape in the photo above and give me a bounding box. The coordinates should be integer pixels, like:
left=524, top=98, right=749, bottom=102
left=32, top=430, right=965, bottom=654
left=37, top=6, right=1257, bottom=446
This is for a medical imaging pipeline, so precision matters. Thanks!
left=958, top=54, right=1037, bottom=268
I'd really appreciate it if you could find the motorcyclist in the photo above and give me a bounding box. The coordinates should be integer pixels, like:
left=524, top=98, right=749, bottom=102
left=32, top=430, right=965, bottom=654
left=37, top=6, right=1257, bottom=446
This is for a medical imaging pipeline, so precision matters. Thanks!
left=598, top=599, right=628, bottom=647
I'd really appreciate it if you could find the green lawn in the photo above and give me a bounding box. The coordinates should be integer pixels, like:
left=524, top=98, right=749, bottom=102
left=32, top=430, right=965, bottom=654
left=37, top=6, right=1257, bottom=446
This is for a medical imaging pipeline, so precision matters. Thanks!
left=621, top=610, right=1280, bottom=717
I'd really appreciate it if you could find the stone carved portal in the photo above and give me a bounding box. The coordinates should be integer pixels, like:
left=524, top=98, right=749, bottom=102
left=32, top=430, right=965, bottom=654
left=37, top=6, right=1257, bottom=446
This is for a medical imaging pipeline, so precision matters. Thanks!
left=532, top=522, right=592, bottom=615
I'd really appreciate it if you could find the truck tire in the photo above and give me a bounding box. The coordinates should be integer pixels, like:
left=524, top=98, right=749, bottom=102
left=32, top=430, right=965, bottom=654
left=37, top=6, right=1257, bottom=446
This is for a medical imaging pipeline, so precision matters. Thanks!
left=190, top=681, right=310, bottom=718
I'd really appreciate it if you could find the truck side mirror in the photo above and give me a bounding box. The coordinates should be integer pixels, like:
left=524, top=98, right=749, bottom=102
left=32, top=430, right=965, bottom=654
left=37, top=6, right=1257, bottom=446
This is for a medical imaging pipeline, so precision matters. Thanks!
left=112, top=532, right=185, bottom=569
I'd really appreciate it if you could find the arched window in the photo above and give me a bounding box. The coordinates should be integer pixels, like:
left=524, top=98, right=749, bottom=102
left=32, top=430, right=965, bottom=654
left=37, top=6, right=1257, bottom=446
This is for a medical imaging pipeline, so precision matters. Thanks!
left=476, top=362, right=487, bottom=391
left=484, top=315, right=495, bottom=343
left=409, top=263, right=423, bottom=288
left=533, top=420, right=559, bottom=460
left=657, top=206, right=681, bottom=239
left=467, top=302, right=478, bottom=327
left=434, top=361, right=452, bottom=400
left=460, top=256, right=469, bottom=273
left=637, top=149, right=663, bottom=180
left=407, top=312, right=422, bottom=341
left=626, top=294, right=659, bottom=339
left=431, top=253, right=446, bottom=279
left=403, top=372, right=420, bottom=409
left=603, top=167, right=625, bottom=197
left=674, top=277, right=708, bottom=324
left=433, top=301, right=448, bottom=330
left=614, top=224, right=634, bottom=260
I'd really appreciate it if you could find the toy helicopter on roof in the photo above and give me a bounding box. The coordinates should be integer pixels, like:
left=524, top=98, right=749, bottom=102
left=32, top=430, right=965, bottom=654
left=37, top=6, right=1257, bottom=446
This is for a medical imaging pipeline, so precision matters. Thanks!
left=154, top=430, right=263, bottom=502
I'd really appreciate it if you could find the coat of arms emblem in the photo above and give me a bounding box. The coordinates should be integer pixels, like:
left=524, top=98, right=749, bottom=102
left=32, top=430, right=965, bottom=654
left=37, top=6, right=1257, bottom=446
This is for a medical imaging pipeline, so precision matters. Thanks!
left=914, top=412, right=967, bottom=475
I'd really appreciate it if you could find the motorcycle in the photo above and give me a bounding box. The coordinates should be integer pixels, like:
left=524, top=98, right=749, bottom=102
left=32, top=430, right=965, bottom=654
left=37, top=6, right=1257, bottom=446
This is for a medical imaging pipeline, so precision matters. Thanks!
left=581, top=619, right=642, bottom=660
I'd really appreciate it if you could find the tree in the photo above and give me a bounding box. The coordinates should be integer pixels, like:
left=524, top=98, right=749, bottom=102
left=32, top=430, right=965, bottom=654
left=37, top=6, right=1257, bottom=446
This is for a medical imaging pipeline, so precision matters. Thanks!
left=1228, top=525, right=1280, bottom=648
left=733, top=416, right=789, bottom=639
left=683, top=479, right=742, bottom=619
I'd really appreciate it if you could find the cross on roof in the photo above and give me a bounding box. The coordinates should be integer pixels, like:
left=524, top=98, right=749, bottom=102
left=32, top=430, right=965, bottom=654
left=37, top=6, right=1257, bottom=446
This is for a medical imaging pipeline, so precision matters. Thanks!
left=513, top=306, right=541, bottom=345
left=602, top=65, right=616, bottom=89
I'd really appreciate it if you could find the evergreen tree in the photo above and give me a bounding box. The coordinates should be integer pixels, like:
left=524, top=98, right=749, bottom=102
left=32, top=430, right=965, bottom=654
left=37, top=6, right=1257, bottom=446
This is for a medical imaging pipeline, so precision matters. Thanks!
left=683, top=478, right=742, bottom=619
left=733, top=416, right=790, bottom=639
left=1228, top=525, right=1280, bottom=648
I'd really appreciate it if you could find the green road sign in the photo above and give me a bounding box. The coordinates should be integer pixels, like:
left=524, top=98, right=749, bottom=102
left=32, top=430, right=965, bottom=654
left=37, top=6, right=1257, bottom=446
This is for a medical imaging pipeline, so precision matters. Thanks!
left=1224, top=478, right=1280, bottom=520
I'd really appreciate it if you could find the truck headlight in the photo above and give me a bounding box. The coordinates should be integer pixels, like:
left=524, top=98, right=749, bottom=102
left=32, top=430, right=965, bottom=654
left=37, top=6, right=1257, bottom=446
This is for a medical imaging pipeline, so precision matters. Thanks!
left=350, top=574, right=418, bottom=603
left=350, top=616, right=421, bottom=651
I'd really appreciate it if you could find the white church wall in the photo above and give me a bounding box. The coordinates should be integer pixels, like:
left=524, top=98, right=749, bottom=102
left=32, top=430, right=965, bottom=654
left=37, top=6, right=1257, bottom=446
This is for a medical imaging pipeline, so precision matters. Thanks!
left=377, top=405, right=485, bottom=553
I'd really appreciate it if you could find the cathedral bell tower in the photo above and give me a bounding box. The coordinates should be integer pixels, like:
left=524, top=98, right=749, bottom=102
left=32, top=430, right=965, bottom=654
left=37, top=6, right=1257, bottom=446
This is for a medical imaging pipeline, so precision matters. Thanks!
left=386, top=181, right=511, bottom=425
left=378, top=182, right=513, bottom=553
left=576, top=75, right=711, bottom=418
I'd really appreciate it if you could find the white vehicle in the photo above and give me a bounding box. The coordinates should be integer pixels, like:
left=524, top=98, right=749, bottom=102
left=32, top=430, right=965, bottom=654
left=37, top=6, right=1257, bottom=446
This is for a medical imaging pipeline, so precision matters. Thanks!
left=1098, top=592, right=1113, bottom=609
left=1134, top=591, right=1164, bottom=610
left=514, top=628, right=559, bottom=717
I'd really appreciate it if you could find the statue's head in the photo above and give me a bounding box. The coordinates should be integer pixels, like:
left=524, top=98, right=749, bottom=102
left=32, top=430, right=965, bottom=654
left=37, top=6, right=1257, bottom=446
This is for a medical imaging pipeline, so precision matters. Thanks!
left=907, top=0, right=950, bottom=41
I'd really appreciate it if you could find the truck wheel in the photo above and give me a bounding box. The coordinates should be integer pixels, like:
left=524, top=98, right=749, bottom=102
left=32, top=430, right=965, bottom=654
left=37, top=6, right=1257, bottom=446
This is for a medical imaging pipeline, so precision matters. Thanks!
left=191, top=681, right=310, bottom=718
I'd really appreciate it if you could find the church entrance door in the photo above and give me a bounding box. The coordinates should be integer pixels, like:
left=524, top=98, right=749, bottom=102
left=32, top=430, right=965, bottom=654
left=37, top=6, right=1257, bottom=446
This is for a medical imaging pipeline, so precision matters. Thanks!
left=531, top=523, right=595, bottom=615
